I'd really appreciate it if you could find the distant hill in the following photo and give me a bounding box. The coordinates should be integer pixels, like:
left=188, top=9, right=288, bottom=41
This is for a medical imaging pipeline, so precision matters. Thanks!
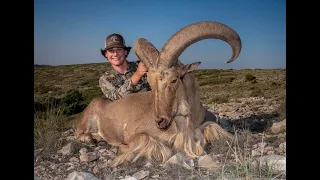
left=34, top=62, right=285, bottom=106
left=34, top=64, right=52, bottom=69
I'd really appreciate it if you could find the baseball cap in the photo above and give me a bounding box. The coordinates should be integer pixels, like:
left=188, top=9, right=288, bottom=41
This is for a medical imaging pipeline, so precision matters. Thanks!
left=100, top=33, right=131, bottom=58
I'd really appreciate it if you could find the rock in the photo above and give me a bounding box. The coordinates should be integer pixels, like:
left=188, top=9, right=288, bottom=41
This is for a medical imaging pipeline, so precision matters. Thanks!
left=58, top=142, right=75, bottom=155
left=164, top=153, right=192, bottom=170
left=267, top=150, right=275, bottom=155
left=258, top=154, right=286, bottom=172
left=122, top=176, right=137, bottom=180
left=132, top=170, right=150, bottom=180
left=252, top=149, right=262, bottom=156
left=66, top=171, right=100, bottom=180
left=257, top=142, right=267, bottom=148
left=271, top=119, right=286, bottom=134
left=151, top=175, right=160, bottom=178
left=278, top=142, right=286, bottom=154
left=144, top=162, right=153, bottom=168
left=79, top=152, right=98, bottom=162
left=62, top=129, right=74, bottom=136
left=50, top=164, right=59, bottom=170
left=79, top=147, right=88, bottom=155
left=197, top=154, right=219, bottom=171
left=92, top=166, right=100, bottom=174
left=70, top=157, right=80, bottom=163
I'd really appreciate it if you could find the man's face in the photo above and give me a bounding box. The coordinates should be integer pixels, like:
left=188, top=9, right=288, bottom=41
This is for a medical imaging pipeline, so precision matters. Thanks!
left=105, top=47, right=127, bottom=66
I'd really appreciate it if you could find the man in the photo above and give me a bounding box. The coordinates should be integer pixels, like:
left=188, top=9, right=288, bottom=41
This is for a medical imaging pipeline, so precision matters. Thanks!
left=99, top=33, right=217, bottom=122
left=99, top=33, right=151, bottom=101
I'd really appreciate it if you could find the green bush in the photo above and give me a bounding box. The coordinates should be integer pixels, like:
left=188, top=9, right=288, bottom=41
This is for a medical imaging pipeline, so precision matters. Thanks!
left=60, top=90, right=87, bottom=115
left=34, top=89, right=102, bottom=116
left=82, top=86, right=103, bottom=105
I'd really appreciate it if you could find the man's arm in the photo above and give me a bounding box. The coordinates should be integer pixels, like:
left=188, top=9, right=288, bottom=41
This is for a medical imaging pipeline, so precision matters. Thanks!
left=99, top=75, right=135, bottom=101
left=131, top=61, right=147, bottom=85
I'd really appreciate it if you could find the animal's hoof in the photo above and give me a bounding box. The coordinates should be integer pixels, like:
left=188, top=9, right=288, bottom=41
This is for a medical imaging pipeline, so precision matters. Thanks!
left=106, top=159, right=119, bottom=168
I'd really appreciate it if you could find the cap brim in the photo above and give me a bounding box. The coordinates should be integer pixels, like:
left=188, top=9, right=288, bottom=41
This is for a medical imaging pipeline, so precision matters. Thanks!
left=105, top=44, right=126, bottom=50
left=100, top=46, right=132, bottom=58
left=100, top=49, right=106, bottom=58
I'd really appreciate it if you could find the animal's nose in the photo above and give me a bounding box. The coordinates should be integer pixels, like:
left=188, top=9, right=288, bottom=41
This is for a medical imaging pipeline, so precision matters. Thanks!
left=157, top=117, right=170, bottom=130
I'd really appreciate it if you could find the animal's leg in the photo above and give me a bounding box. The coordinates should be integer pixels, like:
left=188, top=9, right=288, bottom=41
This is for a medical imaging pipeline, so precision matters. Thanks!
left=74, top=117, right=100, bottom=144
left=117, top=144, right=130, bottom=154
left=92, top=133, right=104, bottom=142
left=107, top=134, right=173, bottom=167
left=204, top=110, right=217, bottom=123
left=200, top=122, right=233, bottom=144
left=203, top=110, right=233, bottom=140
left=74, top=126, right=94, bottom=144
left=194, top=127, right=208, bottom=148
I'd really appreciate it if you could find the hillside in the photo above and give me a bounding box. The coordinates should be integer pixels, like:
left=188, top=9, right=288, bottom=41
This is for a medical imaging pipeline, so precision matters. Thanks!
left=34, top=62, right=285, bottom=105
left=34, top=62, right=286, bottom=179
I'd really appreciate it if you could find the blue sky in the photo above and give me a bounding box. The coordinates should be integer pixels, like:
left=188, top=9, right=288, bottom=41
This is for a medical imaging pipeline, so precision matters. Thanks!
left=34, top=0, right=286, bottom=69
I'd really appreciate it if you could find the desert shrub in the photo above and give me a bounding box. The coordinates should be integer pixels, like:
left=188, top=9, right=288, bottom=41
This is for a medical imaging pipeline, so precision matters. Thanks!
left=82, top=86, right=104, bottom=105
left=199, top=76, right=235, bottom=86
left=34, top=101, right=47, bottom=112
left=208, top=95, right=229, bottom=104
left=245, top=74, right=256, bottom=82
left=60, top=89, right=87, bottom=115
left=34, top=89, right=100, bottom=116
left=271, top=81, right=281, bottom=86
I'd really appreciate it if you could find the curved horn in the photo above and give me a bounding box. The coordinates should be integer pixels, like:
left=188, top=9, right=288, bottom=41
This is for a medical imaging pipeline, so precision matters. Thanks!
left=134, top=38, right=160, bottom=69
left=159, top=21, right=242, bottom=68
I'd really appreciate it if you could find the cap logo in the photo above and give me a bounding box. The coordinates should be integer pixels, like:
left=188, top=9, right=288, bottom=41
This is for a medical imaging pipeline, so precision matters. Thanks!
left=110, top=36, right=119, bottom=43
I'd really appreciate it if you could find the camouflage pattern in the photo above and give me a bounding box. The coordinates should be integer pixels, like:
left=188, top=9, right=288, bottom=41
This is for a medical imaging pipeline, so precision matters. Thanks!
left=99, top=61, right=151, bottom=101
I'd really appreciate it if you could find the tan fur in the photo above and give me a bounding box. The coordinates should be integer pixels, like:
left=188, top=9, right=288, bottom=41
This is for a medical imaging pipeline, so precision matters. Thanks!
left=75, top=92, right=205, bottom=167
left=201, top=122, right=233, bottom=143
left=109, top=134, right=173, bottom=167
left=75, top=21, right=241, bottom=167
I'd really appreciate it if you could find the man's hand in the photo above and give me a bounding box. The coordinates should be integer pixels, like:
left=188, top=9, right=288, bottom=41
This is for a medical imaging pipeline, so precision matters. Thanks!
left=131, top=62, right=148, bottom=85
left=136, top=62, right=148, bottom=77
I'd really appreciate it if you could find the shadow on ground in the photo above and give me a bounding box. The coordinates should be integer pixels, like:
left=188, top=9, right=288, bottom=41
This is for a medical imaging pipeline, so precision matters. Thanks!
left=217, top=113, right=280, bottom=134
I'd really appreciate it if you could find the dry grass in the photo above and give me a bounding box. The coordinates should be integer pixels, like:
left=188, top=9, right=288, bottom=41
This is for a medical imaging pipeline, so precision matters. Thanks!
left=197, top=68, right=286, bottom=105
left=34, top=107, right=68, bottom=153
left=212, top=130, right=286, bottom=179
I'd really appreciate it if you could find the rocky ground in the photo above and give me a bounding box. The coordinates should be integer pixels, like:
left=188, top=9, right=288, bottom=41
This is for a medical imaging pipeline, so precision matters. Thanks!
left=34, top=96, right=286, bottom=180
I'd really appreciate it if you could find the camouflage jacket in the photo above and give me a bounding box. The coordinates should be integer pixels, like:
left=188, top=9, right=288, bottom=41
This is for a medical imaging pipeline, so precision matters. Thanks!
left=99, top=61, right=151, bottom=101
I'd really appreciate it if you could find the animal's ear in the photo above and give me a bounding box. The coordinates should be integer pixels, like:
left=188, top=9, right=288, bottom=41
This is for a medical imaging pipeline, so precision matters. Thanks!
left=179, top=62, right=201, bottom=77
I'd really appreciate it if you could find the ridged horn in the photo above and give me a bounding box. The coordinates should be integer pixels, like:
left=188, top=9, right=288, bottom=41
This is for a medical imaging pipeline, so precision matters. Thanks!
left=159, top=21, right=242, bottom=68
left=134, top=38, right=160, bottom=69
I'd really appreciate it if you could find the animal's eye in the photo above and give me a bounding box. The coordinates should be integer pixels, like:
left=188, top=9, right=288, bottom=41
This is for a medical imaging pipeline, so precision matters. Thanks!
left=171, top=79, right=177, bottom=84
